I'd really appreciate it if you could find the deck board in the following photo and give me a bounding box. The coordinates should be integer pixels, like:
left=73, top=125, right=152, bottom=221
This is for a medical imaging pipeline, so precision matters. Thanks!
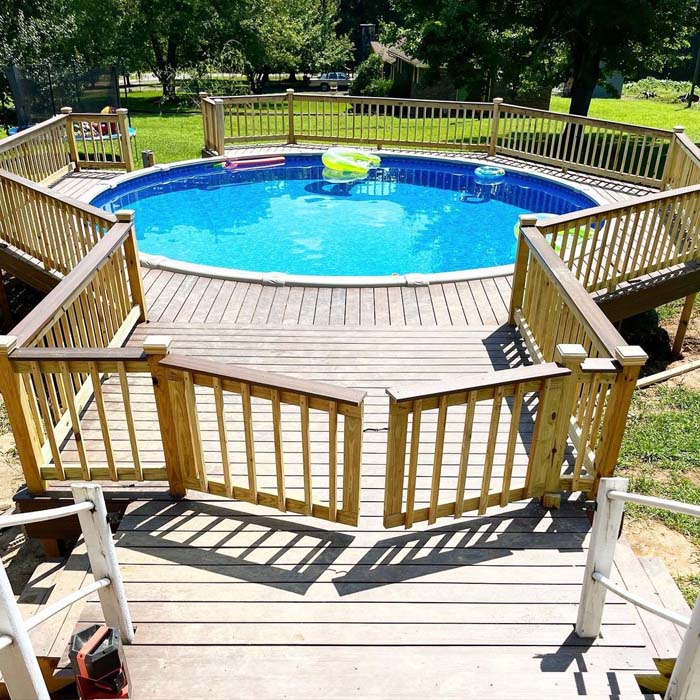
left=47, top=152, right=660, bottom=698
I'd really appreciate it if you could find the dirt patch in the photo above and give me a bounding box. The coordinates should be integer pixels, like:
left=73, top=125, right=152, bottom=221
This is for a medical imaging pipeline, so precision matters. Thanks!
left=0, top=397, right=45, bottom=596
left=625, top=518, right=700, bottom=578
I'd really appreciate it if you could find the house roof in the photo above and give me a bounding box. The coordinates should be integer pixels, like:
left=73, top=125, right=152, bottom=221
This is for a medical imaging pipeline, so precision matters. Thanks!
left=370, top=41, right=428, bottom=69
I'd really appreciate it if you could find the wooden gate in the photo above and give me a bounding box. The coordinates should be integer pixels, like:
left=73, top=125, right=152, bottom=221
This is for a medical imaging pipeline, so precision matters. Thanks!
left=383, top=354, right=585, bottom=529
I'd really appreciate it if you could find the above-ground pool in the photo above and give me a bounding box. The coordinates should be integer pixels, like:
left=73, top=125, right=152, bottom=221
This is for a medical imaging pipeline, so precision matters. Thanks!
left=92, top=154, right=598, bottom=278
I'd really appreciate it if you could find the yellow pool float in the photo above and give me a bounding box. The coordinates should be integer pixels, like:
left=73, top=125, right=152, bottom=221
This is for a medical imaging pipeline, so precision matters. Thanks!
left=322, top=147, right=381, bottom=174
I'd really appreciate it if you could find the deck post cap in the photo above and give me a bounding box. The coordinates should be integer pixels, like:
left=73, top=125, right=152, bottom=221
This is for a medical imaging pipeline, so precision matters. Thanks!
left=198, top=91, right=209, bottom=97
left=519, top=214, right=538, bottom=226
left=555, top=344, right=588, bottom=363
left=143, top=335, right=173, bottom=355
left=60, top=106, right=73, bottom=114
left=115, top=209, right=135, bottom=222
left=614, top=345, right=648, bottom=366
left=492, top=97, right=504, bottom=104
left=673, top=125, right=686, bottom=133
left=0, top=336, right=17, bottom=354
left=286, top=88, right=295, bottom=94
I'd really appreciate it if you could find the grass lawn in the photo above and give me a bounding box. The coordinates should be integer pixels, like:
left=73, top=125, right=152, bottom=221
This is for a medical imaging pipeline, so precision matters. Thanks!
left=551, top=95, right=700, bottom=142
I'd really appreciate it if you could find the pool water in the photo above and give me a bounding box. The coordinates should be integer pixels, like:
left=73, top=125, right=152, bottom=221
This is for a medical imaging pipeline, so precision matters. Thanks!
left=92, top=155, right=597, bottom=277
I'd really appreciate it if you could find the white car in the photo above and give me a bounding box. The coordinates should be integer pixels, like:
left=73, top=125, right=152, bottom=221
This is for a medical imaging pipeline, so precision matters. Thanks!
left=308, top=72, right=352, bottom=91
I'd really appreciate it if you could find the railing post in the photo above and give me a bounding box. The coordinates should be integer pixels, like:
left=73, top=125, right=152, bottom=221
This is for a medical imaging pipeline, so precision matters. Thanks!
left=342, top=403, right=363, bottom=525
left=666, top=590, right=700, bottom=699
left=115, top=210, right=148, bottom=322
left=286, top=89, right=296, bottom=145
left=539, top=343, right=589, bottom=507
left=71, top=483, right=135, bottom=644
left=143, top=336, right=186, bottom=497
left=596, top=346, right=647, bottom=483
left=199, top=92, right=211, bottom=153
left=575, top=476, right=628, bottom=638
left=489, top=97, right=503, bottom=156
left=61, top=106, right=80, bottom=171
left=509, top=214, right=537, bottom=325
left=0, top=336, right=46, bottom=494
left=383, top=398, right=410, bottom=527
left=0, top=556, right=51, bottom=699
left=214, top=98, right=226, bottom=156
left=661, top=125, right=685, bottom=190
left=115, top=108, right=135, bottom=172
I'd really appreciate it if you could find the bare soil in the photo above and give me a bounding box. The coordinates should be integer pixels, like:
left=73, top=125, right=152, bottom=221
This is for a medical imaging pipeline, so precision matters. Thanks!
left=625, top=519, right=700, bottom=579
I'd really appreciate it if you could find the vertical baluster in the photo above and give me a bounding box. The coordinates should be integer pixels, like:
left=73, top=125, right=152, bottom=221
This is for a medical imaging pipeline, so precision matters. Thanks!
left=500, top=383, right=525, bottom=506
left=300, top=395, right=313, bottom=515
left=404, top=400, right=422, bottom=529
left=213, top=377, right=232, bottom=498
left=328, top=402, right=338, bottom=521
left=59, top=361, right=90, bottom=480
left=428, top=395, right=448, bottom=525
left=479, top=386, right=504, bottom=515
left=117, top=364, right=141, bottom=481
left=241, top=383, right=257, bottom=502
left=271, top=389, right=286, bottom=511
left=454, top=392, right=476, bottom=518
left=88, top=361, right=117, bottom=480
left=183, top=371, right=207, bottom=492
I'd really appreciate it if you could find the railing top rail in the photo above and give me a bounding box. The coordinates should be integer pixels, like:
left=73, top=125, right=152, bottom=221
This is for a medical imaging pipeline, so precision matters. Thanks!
left=9, top=347, right=146, bottom=363
left=160, top=353, right=367, bottom=406
left=499, top=102, right=673, bottom=138
left=293, top=92, right=492, bottom=109
left=520, top=225, right=628, bottom=358
left=0, top=168, right=117, bottom=224
left=386, top=361, right=570, bottom=403
left=0, top=114, right=67, bottom=155
left=0, top=500, right=93, bottom=529
left=675, top=130, right=700, bottom=159
left=608, top=489, right=700, bottom=517
left=212, top=93, right=289, bottom=103
left=535, top=183, right=700, bottom=230
left=8, top=221, right=132, bottom=347
left=66, top=112, right=122, bottom=120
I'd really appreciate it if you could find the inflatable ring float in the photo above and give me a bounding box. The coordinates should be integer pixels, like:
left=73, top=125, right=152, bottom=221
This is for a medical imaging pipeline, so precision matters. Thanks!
left=322, top=147, right=381, bottom=175
left=474, top=165, right=506, bottom=185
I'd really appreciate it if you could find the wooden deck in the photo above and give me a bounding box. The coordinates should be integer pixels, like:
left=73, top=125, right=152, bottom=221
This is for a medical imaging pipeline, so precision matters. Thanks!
left=51, top=148, right=653, bottom=329
left=44, top=153, right=665, bottom=698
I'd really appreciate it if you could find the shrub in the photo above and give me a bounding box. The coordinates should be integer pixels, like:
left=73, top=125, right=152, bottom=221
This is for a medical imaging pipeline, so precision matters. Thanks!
left=623, top=77, right=692, bottom=102
left=351, top=55, right=386, bottom=96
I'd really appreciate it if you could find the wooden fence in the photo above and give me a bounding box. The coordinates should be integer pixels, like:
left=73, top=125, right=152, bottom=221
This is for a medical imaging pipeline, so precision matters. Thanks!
left=0, top=108, right=135, bottom=185
left=200, top=91, right=683, bottom=186
left=508, top=218, right=647, bottom=496
left=0, top=170, right=366, bottom=523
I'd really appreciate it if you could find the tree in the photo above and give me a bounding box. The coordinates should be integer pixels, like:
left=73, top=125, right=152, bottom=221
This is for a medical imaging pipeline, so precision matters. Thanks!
left=390, top=0, right=696, bottom=116
left=538, top=0, right=697, bottom=115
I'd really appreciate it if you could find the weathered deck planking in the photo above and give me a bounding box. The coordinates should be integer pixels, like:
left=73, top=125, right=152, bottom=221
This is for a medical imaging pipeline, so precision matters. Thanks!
left=50, top=148, right=652, bottom=330
left=46, top=153, right=662, bottom=698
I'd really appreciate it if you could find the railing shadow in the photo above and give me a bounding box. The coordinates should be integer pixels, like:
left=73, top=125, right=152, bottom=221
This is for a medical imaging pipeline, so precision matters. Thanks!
left=116, top=498, right=354, bottom=595
left=332, top=501, right=586, bottom=595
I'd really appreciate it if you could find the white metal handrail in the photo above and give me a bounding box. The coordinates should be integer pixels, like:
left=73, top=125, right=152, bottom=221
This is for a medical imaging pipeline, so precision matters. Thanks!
left=576, top=477, right=700, bottom=700
left=0, top=483, right=133, bottom=700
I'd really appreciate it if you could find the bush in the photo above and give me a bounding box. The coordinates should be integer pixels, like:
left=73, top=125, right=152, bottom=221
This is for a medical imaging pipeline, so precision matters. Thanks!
left=623, top=77, right=692, bottom=102
left=362, top=78, right=394, bottom=97
left=351, top=55, right=386, bottom=96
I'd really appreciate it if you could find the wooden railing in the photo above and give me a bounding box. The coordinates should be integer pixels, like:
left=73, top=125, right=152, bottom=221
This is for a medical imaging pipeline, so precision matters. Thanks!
left=147, top=343, right=365, bottom=525
left=535, top=185, right=700, bottom=295
left=662, top=127, right=700, bottom=191
left=0, top=116, right=71, bottom=185
left=201, top=92, right=683, bottom=186
left=509, top=218, right=647, bottom=493
left=383, top=360, right=578, bottom=529
left=495, top=104, right=671, bottom=186
left=0, top=170, right=119, bottom=278
left=63, top=108, right=135, bottom=172
left=0, top=109, right=135, bottom=185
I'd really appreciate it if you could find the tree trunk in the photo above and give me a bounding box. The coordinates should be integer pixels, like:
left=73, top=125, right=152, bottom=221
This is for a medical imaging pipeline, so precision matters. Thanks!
left=568, top=37, right=601, bottom=117
left=288, top=71, right=297, bottom=82
left=151, top=35, right=178, bottom=101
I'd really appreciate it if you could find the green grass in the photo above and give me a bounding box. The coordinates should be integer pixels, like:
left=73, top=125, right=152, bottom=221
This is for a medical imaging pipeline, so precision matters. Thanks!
left=618, top=385, right=700, bottom=603
left=551, top=95, right=700, bottom=142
